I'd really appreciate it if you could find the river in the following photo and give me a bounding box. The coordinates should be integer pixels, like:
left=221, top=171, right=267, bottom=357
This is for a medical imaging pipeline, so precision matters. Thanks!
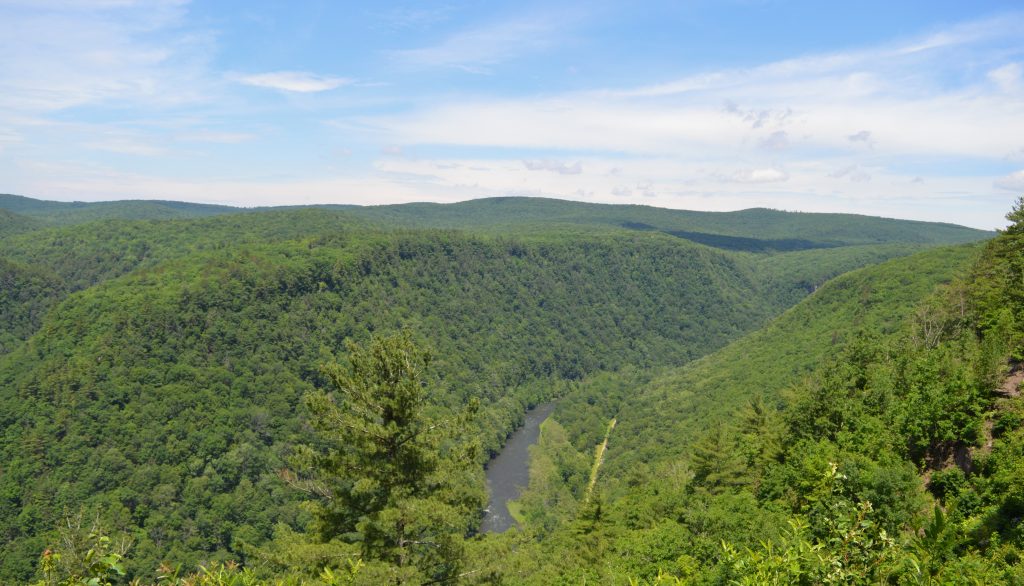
left=479, top=402, right=555, bottom=533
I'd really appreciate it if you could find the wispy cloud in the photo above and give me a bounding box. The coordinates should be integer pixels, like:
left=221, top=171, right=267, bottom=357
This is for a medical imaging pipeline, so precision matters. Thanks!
left=373, top=5, right=454, bottom=30
left=0, top=127, right=22, bottom=152
left=995, top=170, right=1024, bottom=191
left=389, top=16, right=567, bottom=73
left=327, top=12, right=1024, bottom=228
left=847, top=130, right=872, bottom=143
left=759, top=131, right=789, bottom=151
left=85, top=135, right=166, bottom=156
left=355, top=13, right=1024, bottom=169
left=175, top=130, right=256, bottom=143
left=2, top=3, right=1021, bottom=229
left=829, top=165, right=872, bottom=183
left=232, top=71, right=352, bottom=93
left=0, top=0, right=211, bottom=114
left=718, top=168, right=790, bottom=183
left=989, top=62, right=1022, bottom=93
left=724, top=101, right=793, bottom=130
left=523, top=159, right=582, bottom=175
left=614, top=14, right=1022, bottom=101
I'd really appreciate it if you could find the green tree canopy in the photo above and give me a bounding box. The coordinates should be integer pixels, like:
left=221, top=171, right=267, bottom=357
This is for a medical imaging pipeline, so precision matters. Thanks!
left=291, top=333, right=482, bottom=585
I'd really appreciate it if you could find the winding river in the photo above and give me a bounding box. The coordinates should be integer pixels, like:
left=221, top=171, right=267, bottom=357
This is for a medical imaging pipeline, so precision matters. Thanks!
left=479, top=402, right=555, bottom=533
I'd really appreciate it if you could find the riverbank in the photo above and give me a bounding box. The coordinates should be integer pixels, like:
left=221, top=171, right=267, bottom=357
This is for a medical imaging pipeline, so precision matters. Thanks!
left=479, top=402, right=555, bottom=533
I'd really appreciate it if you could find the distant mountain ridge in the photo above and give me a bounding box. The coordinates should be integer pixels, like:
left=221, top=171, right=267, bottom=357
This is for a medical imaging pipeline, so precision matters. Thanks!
left=0, top=194, right=241, bottom=224
left=0, top=194, right=991, bottom=249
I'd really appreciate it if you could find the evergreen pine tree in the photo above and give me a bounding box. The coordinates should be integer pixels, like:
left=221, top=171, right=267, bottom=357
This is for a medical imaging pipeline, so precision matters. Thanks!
left=292, top=332, right=480, bottom=584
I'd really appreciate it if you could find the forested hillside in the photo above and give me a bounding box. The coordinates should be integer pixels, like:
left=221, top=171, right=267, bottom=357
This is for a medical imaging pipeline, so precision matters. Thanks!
left=0, top=194, right=1006, bottom=584
left=0, top=209, right=40, bottom=238
left=0, top=257, right=66, bottom=356
left=466, top=202, right=1024, bottom=583
left=0, top=210, right=362, bottom=291
left=605, top=243, right=985, bottom=479
left=0, top=226, right=799, bottom=580
left=0, top=196, right=983, bottom=356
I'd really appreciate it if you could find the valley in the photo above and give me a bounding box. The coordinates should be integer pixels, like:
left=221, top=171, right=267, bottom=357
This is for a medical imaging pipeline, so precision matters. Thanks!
left=2, top=194, right=1021, bottom=584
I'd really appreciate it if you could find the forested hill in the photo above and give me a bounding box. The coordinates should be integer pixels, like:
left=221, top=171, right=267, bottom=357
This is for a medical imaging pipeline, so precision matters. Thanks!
left=0, top=194, right=241, bottom=225
left=345, top=197, right=991, bottom=249
left=0, top=194, right=1003, bottom=584
left=602, top=242, right=986, bottom=479
left=479, top=205, right=1024, bottom=583
left=0, top=196, right=986, bottom=360
left=0, top=228, right=801, bottom=579
left=0, top=210, right=365, bottom=291
left=1, top=194, right=991, bottom=248
left=0, top=208, right=40, bottom=237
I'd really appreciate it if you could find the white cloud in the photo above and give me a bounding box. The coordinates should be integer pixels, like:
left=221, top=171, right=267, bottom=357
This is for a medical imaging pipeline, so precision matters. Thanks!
left=0, top=1, right=181, bottom=8
left=848, top=130, right=872, bottom=143
left=2, top=5, right=1020, bottom=230
left=523, top=159, right=582, bottom=175
left=0, top=128, right=22, bottom=151
left=389, top=16, right=566, bottom=73
left=724, top=101, right=793, bottom=129
left=85, top=136, right=165, bottom=155
left=316, top=12, right=1021, bottom=225
left=759, top=130, right=789, bottom=151
left=721, top=168, right=789, bottom=183
left=829, top=165, right=872, bottom=183
left=357, top=13, right=1024, bottom=165
left=175, top=130, right=256, bottom=144
left=988, top=62, right=1021, bottom=93
left=615, top=14, right=1021, bottom=101
left=0, top=0, right=211, bottom=113
left=995, top=170, right=1024, bottom=192
left=356, top=72, right=1024, bottom=162
left=373, top=5, right=453, bottom=30
left=233, top=71, right=351, bottom=93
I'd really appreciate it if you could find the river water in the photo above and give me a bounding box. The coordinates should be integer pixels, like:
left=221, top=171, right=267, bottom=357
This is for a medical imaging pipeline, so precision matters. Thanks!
left=479, top=402, right=555, bottom=533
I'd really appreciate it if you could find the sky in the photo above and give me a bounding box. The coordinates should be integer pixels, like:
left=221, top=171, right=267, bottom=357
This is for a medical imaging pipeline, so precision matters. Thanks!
left=1, top=1, right=1023, bottom=228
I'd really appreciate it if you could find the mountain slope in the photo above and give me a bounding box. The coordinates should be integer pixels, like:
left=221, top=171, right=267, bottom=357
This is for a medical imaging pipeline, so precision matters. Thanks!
left=0, top=210, right=363, bottom=291
left=0, top=229, right=788, bottom=580
left=0, top=194, right=1000, bottom=583
left=476, top=243, right=994, bottom=584
left=0, top=257, right=65, bottom=355
left=0, top=206, right=948, bottom=360
left=0, top=208, right=40, bottom=237
left=603, top=242, right=984, bottom=480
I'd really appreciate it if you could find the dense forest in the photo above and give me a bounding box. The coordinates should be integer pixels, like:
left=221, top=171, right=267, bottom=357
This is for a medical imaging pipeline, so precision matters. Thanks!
left=3, top=194, right=1020, bottom=584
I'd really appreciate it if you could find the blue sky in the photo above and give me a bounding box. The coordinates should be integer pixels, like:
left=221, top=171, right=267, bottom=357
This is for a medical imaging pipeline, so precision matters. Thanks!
left=1, top=1, right=1023, bottom=228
